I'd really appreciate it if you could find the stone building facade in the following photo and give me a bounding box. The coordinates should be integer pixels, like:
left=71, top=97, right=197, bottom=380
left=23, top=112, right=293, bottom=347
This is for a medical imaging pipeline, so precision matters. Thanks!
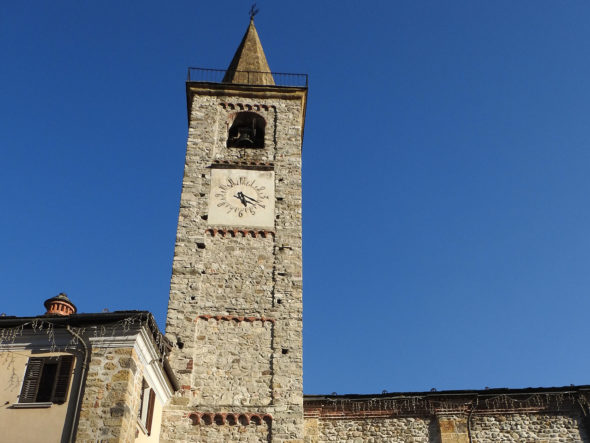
left=0, top=295, right=177, bottom=443
left=304, top=389, right=590, bottom=442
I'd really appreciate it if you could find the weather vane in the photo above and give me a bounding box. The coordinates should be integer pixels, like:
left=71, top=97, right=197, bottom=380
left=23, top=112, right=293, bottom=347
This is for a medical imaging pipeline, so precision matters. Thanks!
left=249, top=3, right=259, bottom=20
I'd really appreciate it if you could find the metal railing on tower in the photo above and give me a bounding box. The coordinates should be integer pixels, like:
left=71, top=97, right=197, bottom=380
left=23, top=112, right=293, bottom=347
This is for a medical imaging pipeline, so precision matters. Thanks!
left=187, top=68, right=308, bottom=87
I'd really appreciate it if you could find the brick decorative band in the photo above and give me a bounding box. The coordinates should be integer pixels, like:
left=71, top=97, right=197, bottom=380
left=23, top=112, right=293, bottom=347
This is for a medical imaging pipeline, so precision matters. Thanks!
left=188, top=412, right=272, bottom=426
left=220, top=103, right=275, bottom=112
left=195, top=314, right=275, bottom=324
left=205, top=229, right=274, bottom=238
left=211, top=159, right=274, bottom=168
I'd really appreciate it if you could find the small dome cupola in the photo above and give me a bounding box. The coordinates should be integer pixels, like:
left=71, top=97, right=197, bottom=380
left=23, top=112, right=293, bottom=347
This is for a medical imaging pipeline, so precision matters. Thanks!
left=44, top=292, right=77, bottom=316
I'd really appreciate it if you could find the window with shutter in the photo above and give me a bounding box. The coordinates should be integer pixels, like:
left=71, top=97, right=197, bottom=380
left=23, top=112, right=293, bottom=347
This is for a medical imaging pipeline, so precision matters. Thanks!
left=146, top=389, right=156, bottom=434
left=19, top=358, right=43, bottom=403
left=53, top=355, right=74, bottom=404
left=18, top=355, right=74, bottom=404
left=138, top=379, right=156, bottom=435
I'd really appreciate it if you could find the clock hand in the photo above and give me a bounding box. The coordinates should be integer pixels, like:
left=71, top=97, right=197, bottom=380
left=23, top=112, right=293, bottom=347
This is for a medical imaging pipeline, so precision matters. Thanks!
left=242, top=194, right=258, bottom=204
left=241, top=193, right=266, bottom=209
left=234, top=192, right=248, bottom=207
left=234, top=191, right=264, bottom=209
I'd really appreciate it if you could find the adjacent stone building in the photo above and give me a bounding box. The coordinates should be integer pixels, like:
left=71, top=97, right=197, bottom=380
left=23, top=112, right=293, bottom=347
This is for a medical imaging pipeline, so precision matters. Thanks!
left=0, top=294, right=177, bottom=442
left=2, top=17, right=589, bottom=443
left=304, top=389, right=590, bottom=442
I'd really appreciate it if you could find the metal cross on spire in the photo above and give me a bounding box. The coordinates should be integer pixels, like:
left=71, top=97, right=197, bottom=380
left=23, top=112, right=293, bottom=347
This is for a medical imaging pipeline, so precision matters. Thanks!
left=249, top=3, right=259, bottom=20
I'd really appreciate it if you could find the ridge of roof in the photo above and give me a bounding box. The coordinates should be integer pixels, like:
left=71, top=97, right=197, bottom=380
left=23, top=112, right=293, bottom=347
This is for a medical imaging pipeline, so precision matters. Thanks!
left=304, top=384, right=590, bottom=400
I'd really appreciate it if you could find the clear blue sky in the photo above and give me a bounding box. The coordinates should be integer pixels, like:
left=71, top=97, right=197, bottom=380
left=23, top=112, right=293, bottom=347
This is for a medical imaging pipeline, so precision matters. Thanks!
left=2, top=1, right=590, bottom=395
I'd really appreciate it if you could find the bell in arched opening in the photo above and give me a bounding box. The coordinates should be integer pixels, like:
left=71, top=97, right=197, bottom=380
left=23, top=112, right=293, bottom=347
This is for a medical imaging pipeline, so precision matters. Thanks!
left=227, top=111, right=265, bottom=148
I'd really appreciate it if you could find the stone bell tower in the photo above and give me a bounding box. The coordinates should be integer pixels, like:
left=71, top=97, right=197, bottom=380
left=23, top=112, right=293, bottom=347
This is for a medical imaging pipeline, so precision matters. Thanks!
left=160, top=18, right=307, bottom=443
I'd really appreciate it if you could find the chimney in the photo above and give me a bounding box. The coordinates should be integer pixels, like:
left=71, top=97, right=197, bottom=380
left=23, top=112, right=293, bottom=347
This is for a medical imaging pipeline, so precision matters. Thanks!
left=44, top=293, right=77, bottom=316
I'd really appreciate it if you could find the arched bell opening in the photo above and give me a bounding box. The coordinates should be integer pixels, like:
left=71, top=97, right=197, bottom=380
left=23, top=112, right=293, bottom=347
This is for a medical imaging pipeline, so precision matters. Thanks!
left=227, top=111, right=265, bottom=148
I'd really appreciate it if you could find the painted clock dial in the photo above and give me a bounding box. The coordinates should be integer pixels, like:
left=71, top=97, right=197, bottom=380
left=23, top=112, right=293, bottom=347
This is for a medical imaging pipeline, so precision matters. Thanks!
left=208, top=168, right=275, bottom=228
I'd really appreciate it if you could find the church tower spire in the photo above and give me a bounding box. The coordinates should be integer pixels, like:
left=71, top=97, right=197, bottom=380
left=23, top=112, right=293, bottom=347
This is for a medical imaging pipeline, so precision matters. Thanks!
left=222, top=18, right=275, bottom=85
left=161, top=17, right=307, bottom=443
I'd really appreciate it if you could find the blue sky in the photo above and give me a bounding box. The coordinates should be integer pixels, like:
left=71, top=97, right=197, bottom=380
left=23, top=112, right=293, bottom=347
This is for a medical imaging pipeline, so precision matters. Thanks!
left=1, top=1, right=590, bottom=395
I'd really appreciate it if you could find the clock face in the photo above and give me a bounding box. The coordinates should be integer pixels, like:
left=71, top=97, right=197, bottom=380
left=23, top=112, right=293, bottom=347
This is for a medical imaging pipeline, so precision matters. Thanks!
left=208, top=169, right=275, bottom=228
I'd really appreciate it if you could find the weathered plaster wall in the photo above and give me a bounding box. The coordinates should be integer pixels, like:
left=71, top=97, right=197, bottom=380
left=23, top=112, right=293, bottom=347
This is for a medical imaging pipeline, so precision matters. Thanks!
left=0, top=350, right=76, bottom=443
left=135, top=398, right=164, bottom=443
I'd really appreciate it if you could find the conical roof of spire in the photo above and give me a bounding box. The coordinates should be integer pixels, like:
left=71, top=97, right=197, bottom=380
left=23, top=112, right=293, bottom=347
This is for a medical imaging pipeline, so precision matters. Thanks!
left=223, top=18, right=275, bottom=85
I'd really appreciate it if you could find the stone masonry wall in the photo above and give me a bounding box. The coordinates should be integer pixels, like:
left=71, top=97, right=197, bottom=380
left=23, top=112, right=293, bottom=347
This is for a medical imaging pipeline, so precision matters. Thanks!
left=306, top=417, right=434, bottom=443
left=77, top=346, right=141, bottom=442
left=303, top=412, right=589, bottom=443
left=198, top=235, right=275, bottom=311
left=192, top=317, right=273, bottom=405
left=162, top=86, right=306, bottom=442
left=471, top=413, right=588, bottom=442
left=159, top=409, right=272, bottom=443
